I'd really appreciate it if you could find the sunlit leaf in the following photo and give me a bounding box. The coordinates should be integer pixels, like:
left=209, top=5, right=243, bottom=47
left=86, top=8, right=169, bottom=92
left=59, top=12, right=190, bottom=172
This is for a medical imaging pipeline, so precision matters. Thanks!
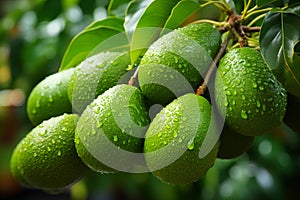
left=129, top=0, right=181, bottom=65
left=59, top=17, right=127, bottom=71
left=260, top=10, right=300, bottom=97
left=124, top=0, right=153, bottom=40
left=162, top=0, right=200, bottom=34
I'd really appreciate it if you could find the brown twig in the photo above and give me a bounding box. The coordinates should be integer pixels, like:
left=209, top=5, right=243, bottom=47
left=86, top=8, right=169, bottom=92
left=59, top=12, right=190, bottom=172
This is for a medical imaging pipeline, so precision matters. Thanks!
left=241, top=26, right=261, bottom=32
left=196, top=35, right=230, bottom=96
left=128, top=66, right=139, bottom=86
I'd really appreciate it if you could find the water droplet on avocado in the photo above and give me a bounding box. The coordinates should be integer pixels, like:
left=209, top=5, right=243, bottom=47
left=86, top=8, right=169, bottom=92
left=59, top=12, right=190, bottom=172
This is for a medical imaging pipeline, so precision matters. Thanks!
left=48, top=96, right=54, bottom=102
left=36, top=100, right=40, bottom=108
left=262, top=104, right=266, bottom=111
left=173, top=132, right=178, bottom=138
left=241, top=110, right=248, bottom=119
left=259, top=86, right=264, bottom=91
left=113, top=135, right=118, bottom=142
left=226, top=91, right=232, bottom=96
left=97, top=122, right=103, bottom=128
left=187, top=139, right=194, bottom=150
left=224, top=100, right=229, bottom=107
left=32, top=109, right=37, bottom=115
left=256, top=100, right=261, bottom=108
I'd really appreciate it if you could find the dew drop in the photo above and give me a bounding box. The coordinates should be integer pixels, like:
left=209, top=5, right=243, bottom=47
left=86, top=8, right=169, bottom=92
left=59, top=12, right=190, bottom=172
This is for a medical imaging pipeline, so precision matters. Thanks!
left=226, top=91, right=232, bottom=96
left=262, top=104, right=266, bottom=111
left=241, top=110, right=248, bottom=119
left=224, top=100, right=229, bottom=107
left=48, top=96, right=54, bottom=102
left=113, top=135, right=118, bottom=142
left=36, top=100, right=41, bottom=108
left=252, top=83, right=258, bottom=88
left=187, top=139, right=194, bottom=150
left=259, top=86, right=264, bottom=91
left=57, top=151, right=61, bottom=156
left=256, top=100, right=261, bottom=108
left=32, top=109, right=37, bottom=115
left=97, top=122, right=103, bottom=128
left=169, top=130, right=176, bottom=138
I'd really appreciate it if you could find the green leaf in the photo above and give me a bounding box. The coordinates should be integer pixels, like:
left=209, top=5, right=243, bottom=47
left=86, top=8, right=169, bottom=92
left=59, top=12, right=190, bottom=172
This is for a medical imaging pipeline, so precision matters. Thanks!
left=288, top=0, right=300, bottom=6
left=256, top=0, right=288, bottom=7
left=84, top=17, right=125, bottom=31
left=59, top=17, right=128, bottom=71
left=289, top=5, right=300, bottom=15
left=260, top=11, right=300, bottom=97
left=129, top=0, right=181, bottom=66
left=107, top=0, right=131, bottom=17
left=124, top=0, right=153, bottom=39
left=162, top=0, right=201, bottom=34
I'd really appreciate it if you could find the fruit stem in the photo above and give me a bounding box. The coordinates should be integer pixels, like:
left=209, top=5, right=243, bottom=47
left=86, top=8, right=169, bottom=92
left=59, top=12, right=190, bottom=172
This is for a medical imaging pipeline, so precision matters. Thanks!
left=191, top=19, right=227, bottom=27
left=128, top=66, right=139, bottom=86
left=241, top=26, right=260, bottom=32
left=196, top=33, right=230, bottom=96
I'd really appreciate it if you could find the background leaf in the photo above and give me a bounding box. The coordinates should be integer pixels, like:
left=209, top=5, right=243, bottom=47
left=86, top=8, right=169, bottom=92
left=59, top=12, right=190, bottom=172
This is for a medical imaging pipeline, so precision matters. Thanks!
left=128, top=0, right=181, bottom=66
left=162, top=0, right=201, bottom=34
left=288, top=0, right=300, bottom=6
left=59, top=17, right=127, bottom=71
left=260, top=10, right=300, bottom=97
left=107, top=0, right=131, bottom=17
left=256, top=0, right=287, bottom=7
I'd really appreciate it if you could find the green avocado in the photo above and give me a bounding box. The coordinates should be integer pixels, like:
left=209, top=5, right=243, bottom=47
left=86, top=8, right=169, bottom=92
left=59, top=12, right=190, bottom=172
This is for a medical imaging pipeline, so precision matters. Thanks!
left=215, top=47, right=287, bottom=136
left=138, top=23, right=221, bottom=105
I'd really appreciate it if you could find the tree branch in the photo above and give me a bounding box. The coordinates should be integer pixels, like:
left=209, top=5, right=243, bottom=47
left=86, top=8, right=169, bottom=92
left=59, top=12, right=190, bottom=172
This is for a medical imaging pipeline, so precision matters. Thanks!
left=196, top=34, right=230, bottom=96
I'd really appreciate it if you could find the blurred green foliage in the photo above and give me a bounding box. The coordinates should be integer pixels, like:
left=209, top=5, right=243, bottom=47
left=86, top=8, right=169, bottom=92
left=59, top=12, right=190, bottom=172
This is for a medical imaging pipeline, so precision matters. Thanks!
left=0, top=0, right=300, bottom=200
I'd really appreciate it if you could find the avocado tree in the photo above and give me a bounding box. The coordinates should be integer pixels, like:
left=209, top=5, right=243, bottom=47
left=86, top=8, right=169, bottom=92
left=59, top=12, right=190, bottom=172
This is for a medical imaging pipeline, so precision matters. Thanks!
left=9, top=0, right=300, bottom=198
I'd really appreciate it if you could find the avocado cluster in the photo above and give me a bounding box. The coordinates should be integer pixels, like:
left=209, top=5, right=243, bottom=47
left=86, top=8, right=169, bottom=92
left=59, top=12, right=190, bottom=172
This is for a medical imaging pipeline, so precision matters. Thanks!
left=11, top=22, right=288, bottom=190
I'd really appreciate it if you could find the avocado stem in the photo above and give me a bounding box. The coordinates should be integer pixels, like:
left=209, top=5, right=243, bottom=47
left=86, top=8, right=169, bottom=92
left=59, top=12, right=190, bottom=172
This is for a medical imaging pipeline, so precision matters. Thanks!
left=196, top=34, right=229, bottom=96
left=128, top=66, right=140, bottom=86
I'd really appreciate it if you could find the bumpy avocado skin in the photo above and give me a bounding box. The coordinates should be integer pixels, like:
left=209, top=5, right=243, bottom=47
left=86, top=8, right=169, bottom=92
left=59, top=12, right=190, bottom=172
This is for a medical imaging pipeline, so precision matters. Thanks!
left=27, top=68, right=74, bottom=126
left=68, top=52, right=130, bottom=113
left=11, top=114, right=89, bottom=192
left=139, top=23, right=221, bottom=105
left=75, top=84, right=149, bottom=173
left=215, top=47, right=287, bottom=136
left=144, top=94, right=219, bottom=185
